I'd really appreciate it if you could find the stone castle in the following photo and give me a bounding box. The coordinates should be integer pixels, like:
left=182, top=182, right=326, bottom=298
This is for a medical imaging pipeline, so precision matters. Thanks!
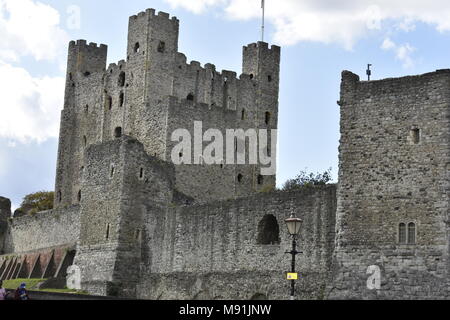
left=0, top=8, right=448, bottom=299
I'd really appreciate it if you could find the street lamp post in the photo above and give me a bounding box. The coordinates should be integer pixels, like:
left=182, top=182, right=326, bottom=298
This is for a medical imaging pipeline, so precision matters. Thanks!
left=285, top=215, right=303, bottom=300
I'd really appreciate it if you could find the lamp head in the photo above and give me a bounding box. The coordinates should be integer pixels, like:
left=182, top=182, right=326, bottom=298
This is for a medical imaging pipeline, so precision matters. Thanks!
left=285, top=215, right=303, bottom=236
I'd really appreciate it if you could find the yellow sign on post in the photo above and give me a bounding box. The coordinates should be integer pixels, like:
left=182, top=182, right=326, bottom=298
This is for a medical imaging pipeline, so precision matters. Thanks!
left=287, top=273, right=298, bottom=280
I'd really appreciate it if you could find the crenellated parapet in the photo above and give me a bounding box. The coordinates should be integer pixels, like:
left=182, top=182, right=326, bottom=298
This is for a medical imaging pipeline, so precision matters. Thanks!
left=67, top=40, right=108, bottom=79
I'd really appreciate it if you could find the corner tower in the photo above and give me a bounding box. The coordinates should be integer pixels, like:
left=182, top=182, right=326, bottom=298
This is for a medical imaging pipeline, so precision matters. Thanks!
left=124, top=9, right=180, bottom=160
left=54, top=40, right=107, bottom=209
left=242, top=42, right=281, bottom=191
left=330, top=70, right=450, bottom=299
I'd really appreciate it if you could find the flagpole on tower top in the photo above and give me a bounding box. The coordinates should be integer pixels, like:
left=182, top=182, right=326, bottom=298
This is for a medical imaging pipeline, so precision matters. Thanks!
left=261, top=0, right=265, bottom=42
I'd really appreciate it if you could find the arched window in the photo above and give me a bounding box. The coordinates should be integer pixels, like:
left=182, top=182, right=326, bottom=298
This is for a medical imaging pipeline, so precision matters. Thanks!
left=134, top=42, right=140, bottom=53
left=399, top=223, right=406, bottom=244
left=118, top=72, right=126, bottom=87
left=237, top=174, right=243, bottom=183
left=139, top=167, right=144, bottom=179
left=241, top=109, right=246, bottom=120
left=114, top=127, right=122, bottom=138
left=408, top=222, right=416, bottom=244
left=77, top=190, right=81, bottom=202
left=57, top=191, right=62, bottom=203
left=187, top=93, right=194, bottom=101
left=257, top=214, right=280, bottom=245
left=83, top=136, right=87, bottom=147
left=268, top=75, right=272, bottom=82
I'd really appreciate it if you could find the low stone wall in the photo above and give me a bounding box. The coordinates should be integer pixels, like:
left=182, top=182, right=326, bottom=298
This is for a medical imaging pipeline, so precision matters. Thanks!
left=3, top=205, right=80, bottom=254
left=138, top=271, right=329, bottom=300
left=328, top=244, right=450, bottom=300
left=141, top=186, right=337, bottom=300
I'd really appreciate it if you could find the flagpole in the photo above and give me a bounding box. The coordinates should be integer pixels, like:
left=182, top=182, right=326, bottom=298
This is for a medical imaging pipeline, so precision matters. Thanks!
left=261, top=0, right=265, bottom=42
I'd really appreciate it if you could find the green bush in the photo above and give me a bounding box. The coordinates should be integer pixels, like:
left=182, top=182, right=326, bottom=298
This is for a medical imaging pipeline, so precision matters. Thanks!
left=282, top=168, right=333, bottom=191
left=17, top=191, right=54, bottom=216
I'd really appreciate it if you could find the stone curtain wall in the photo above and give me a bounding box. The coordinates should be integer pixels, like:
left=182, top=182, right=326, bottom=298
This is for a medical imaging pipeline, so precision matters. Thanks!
left=3, top=205, right=80, bottom=254
left=0, top=197, right=11, bottom=254
left=330, top=70, right=450, bottom=299
left=138, top=186, right=337, bottom=300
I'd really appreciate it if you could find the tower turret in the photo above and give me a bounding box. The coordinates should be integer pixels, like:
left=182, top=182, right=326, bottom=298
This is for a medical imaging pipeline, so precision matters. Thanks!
left=242, top=42, right=281, bottom=191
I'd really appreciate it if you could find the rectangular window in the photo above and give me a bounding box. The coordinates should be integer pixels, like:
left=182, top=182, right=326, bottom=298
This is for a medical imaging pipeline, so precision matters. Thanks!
left=410, top=128, right=420, bottom=144
left=408, top=223, right=416, bottom=244
left=399, top=223, right=406, bottom=244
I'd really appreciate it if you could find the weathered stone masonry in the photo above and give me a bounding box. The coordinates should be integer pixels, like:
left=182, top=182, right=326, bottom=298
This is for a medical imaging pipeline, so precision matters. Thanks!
left=330, top=70, right=449, bottom=299
left=0, top=8, right=448, bottom=300
left=54, top=8, right=280, bottom=208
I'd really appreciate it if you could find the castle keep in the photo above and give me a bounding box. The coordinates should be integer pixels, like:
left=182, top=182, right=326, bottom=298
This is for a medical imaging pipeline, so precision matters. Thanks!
left=0, top=9, right=448, bottom=300
left=56, top=9, right=279, bottom=207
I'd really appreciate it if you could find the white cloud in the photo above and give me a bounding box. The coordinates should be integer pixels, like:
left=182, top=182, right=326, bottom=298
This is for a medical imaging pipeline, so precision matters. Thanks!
left=381, top=38, right=396, bottom=50
left=0, top=0, right=68, bottom=143
left=0, top=0, right=69, bottom=62
left=0, top=62, right=64, bottom=143
left=381, top=38, right=416, bottom=68
left=165, top=0, right=227, bottom=14
left=164, top=0, right=450, bottom=48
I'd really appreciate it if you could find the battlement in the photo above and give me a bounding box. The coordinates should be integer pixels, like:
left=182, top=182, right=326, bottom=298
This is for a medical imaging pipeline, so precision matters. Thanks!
left=129, top=8, right=179, bottom=23
left=67, top=39, right=108, bottom=77
left=69, top=39, right=108, bottom=51
left=243, top=41, right=281, bottom=53
left=343, top=69, right=450, bottom=85
left=175, top=52, right=243, bottom=84
left=242, top=41, right=281, bottom=78
left=340, top=69, right=450, bottom=103
left=107, top=60, right=127, bottom=74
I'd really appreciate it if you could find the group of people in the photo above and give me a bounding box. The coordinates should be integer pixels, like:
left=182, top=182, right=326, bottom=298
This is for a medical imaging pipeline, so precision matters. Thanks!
left=0, top=281, right=29, bottom=300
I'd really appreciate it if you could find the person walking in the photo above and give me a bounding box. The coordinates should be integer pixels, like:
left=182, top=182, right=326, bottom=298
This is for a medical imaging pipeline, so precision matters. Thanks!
left=0, top=281, right=7, bottom=300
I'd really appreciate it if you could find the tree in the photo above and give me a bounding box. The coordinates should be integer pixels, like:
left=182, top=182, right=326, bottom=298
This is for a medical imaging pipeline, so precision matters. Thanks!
left=16, top=191, right=54, bottom=216
left=282, top=168, right=333, bottom=191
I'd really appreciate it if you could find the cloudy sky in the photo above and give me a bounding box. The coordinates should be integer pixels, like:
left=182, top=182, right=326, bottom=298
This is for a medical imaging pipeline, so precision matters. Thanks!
left=2, top=0, right=450, bottom=210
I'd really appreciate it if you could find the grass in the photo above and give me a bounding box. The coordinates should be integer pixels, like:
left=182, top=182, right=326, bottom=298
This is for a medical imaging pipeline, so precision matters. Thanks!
left=2, top=278, right=88, bottom=295
left=2, top=278, right=45, bottom=290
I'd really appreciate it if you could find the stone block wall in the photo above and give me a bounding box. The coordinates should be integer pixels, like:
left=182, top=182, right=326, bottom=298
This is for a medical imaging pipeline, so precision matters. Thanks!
left=0, top=197, right=11, bottom=254
left=54, top=9, right=281, bottom=209
left=2, top=205, right=80, bottom=255
left=330, top=70, right=450, bottom=299
left=74, top=136, right=179, bottom=297
left=138, top=186, right=337, bottom=300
